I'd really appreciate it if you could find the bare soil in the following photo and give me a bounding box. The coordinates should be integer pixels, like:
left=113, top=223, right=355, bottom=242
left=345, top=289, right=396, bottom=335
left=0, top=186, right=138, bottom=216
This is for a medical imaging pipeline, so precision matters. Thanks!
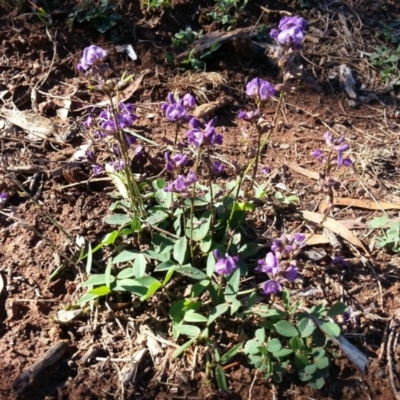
left=1, top=0, right=400, bottom=399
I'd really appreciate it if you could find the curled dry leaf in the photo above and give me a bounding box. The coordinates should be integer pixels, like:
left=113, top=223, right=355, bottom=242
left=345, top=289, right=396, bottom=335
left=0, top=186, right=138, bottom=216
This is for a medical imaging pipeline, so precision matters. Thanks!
left=0, top=107, right=56, bottom=142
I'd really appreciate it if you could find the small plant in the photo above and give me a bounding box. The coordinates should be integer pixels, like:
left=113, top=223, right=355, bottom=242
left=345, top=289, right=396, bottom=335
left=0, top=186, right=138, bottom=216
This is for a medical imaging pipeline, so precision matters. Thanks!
left=180, top=42, right=221, bottom=71
left=370, top=44, right=400, bottom=84
left=69, top=0, right=123, bottom=34
left=368, top=215, right=400, bottom=253
left=71, top=16, right=364, bottom=392
left=143, top=0, right=171, bottom=12
left=172, top=28, right=203, bottom=50
left=208, top=0, right=248, bottom=29
left=378, top=20, right=400, bottom=45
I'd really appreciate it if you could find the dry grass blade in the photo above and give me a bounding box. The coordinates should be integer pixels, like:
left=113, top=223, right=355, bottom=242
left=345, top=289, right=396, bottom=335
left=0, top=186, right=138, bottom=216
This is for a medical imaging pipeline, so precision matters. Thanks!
left=319, top=198, right=400, bottom=213
left=300, top=210, right=371, bottom=256
left=285, top=162, right=320, bottom=180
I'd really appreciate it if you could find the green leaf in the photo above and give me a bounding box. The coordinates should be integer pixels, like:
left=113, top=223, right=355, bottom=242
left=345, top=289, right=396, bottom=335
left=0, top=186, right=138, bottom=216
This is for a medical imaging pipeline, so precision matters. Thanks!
left=183, top=311, right=208, bottom=323
left=327, top=302, right=348, bottom=318
left=309, top=376, right=325, bottom=390
left=215, top=365, right=228, bottom=391
left=105, top=259, right=112, bottom=288
left=312, top=348, right=326, bottom=361
left=143, top=249, right=170, bottom=262
left=206, top=251, right=216, bottom=277
left=238, top=243, right=264, bottom=257
left=117, top=267, right=135, bottom=279
left=174, top=324, right=201, bottom=337
left=191, top=280, right=209, bottom=297
left=367, top=215, right=388, bottom=229
left=282, top=288, right=290, bottom=310
left=154, top=260, right=176, bottom=272
left=86, top=242, right=93, bottom=274
left=112, top=250, right=139, bottom=263
left=106, top=213, right=132, bottom=226
left=304, top=364, right=317, bottom=375
left=297, top=317, right=316, bottom=338
left=173, top=237, right=187, bottom=265
left=224, top=267, right=240, bottom=302
left=289, top=336, right=304, bottom=352
left=140, top=281, right=161, bottom=301
left=76, top=292, right=101, bottom=305
left=208, top=303, right=229, bottom=325
left=176, top=265, right=208, bottom=280
left=312, top=329, right=327, bottom=347
left=116, top=278, right=147, bottom=296
left=172, top=336, right=197, bottom=359
left=88, top=285, right=111, bottom=296
left=200, top=234, right=213, bottom=253
left=267, top=338, right=282, bottom=353
left=272, top=348, right=293, bottom=358
left=132, top=254, right=147, bottom=278
left=315, top=356, right=329, bottom=369
left=294, top=353, right=310, bottom=368
left=321, top=322, right=341, bottom=337
left=81, top=274, right=115, bottom=287
left=220, top=343, right=243, bottom=365
left=255, top=328, right=265, bottom=343
left=130, top=216, right=142, bottom=232
left=153, top=178, right=166, bottom=190
left=227, top=202, right=255, bottom=212
left=185, top=211, right=212, bottom=241
left=230, top=298, right=241, bottom=315
left=103, top=230, right=119, bottom=245
left=275, top=320, right=299, bottom=338
left=145, top=210, right=169, bottom=225
left=244, top=339, right=261, bottom=355
left=162, top=265, right=176, bottom=286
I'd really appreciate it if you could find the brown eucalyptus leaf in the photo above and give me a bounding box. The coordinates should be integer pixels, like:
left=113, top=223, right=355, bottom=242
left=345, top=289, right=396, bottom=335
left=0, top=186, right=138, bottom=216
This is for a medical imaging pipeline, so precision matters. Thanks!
left=300, top=210, right=370, bottom=255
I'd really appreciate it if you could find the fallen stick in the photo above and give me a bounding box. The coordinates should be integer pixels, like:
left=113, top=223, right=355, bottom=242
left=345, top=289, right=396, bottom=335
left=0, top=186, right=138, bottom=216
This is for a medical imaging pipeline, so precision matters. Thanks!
left=13, top=341, right=69, bottom=394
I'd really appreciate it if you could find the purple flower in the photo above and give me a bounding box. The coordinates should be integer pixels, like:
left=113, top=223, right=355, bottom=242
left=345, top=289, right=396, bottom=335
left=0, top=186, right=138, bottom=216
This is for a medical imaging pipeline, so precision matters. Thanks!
left=213, top=249, right=239, bottom=276
left=257, top=252, right=280, bottom=276
left=112, top=144, right=121, bottom=157
left=181, top=93, right=196, bottom=109
left=212, top=160, right=225, bottom=175
left=278, top=16, right=307, bottom=32
left=262, top=280, right=283, bottom=295
left=82, top=114, right=94, bottom=128
left=331, top=256, right=350, bottom=268
left=77, top=45, right=108, bottom=73
left=276, top=26, right=305, bottom=49
left=0, top=191, right=8, bottom=203
left=164, top=170, right=197, bottom=193
left=312, top=149, right=327, bottom=163
left=336, top=152, right=352, bottom=167
left=92, top=165, right=104, bottom=175
left=164, top=103, right=187, bottom=122
left=124, top=133, right=137, bottom=147
left=164, top=152, right=188, bottom=171
left=285, top=261, right=298, bottom=282
left=108, top=159, right=125, bottom=171
left=85, top=149, right=95, bottom=161
left=270, top=16, right=307, bottom=51
left=245, top=78, right=276, bottom=102
left=260, top=166, right=271, bottom=175
left=238, top=109, right=260, bottom=121
left=186, top=118, right=223, bottom=148
left=314, top=132, right=352, bottom=168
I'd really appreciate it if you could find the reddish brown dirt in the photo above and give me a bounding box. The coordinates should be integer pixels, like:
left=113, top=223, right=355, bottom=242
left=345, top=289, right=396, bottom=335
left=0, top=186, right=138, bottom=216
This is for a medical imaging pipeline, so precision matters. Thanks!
left=1, top=0, right=400, bottom=399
